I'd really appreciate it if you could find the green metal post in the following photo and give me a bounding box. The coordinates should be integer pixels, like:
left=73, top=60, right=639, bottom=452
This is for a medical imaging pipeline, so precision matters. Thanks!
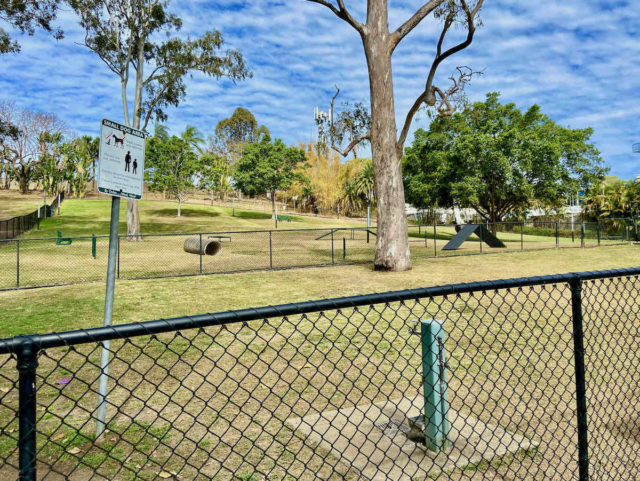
left=331, top=230, right=334, bottom=265
left=570, top=278, right=589, bottom=481
left=342, top=237, right=346, bottom=260
left=18, top=338, right=38, bottom=481
left=92, top=234, right=97, bottom=259
left=556, top=222, right=559, bottom=248
left=199, top=233, right=203, bottom=274
left=433, top=220, right=437, bottom=257
left=421, top=319, right=450, bottom=452
left=521, top=221, right=524, bottom=251
left=16, top=239, right=19, bottom=288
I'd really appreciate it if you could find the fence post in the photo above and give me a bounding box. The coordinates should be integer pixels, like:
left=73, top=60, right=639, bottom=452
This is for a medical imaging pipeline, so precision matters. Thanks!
left=269, top=231, right=273, bottom=269
left=479, top=224, right=483, bottom=253
left=199, top=233, right=203, bottom=274
left=331, top=230, right=334, bottom=265
left=343, top=237, right=346, bottom=261
left=596, top=223, right=601, bottom=246
left=17, top=338, right=39, bottom=481
left=569, top=277, right=590, bottom=481
left=581, top=223, right=585, bottom=248
left=521, top=221, right=524, bottom=251
left=433, top=220, right=437, bottom=257
left=16, top=239, right=20, bottom=288
left=117, top=236, right=120, bottom=279
left=556, top=222, right=559, bottom=248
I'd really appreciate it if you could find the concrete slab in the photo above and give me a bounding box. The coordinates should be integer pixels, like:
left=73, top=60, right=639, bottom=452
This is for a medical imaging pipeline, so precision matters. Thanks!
left=286, top=396, right=538, bottom=480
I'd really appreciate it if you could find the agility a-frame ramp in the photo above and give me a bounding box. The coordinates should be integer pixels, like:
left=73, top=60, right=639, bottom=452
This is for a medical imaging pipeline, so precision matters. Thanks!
left=442, top=224, right=506, bottom=251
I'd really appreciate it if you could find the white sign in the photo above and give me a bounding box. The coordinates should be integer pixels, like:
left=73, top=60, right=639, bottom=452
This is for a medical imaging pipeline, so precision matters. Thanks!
left=98, top=119, right=146, bottom=199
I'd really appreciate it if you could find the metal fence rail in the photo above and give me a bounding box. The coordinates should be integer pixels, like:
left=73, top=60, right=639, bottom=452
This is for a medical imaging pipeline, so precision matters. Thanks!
left=0, top=192, right=64, bottom=241
left=0, top=220, right=635, bottom=290
left=1, top=266, right=639, bottom=480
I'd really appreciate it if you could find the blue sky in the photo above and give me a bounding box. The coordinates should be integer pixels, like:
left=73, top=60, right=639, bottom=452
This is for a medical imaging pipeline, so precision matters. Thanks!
left=1, top=0, right=639, bottom=178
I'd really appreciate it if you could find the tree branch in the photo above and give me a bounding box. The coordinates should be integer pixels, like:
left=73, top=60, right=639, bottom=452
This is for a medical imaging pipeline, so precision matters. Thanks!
left=391, top=0, right=445, bottom=50
left=396, top=0, right=484, bottom=155
left=305, top=0, right=364, bottom=33
left=331, top=132, right=370, bottom=157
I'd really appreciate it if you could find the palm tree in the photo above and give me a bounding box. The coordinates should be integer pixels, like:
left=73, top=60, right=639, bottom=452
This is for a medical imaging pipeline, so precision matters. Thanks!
left=181, top=125, right=204, bottom=154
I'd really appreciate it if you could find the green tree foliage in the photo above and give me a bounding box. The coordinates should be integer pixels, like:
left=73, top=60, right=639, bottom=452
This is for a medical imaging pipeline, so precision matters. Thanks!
left=234, top=135, right=306, bottom=218
left=211, top=107, right=269, bottom=165
left=584, top=179, right=640, bottom=222
left=1, top=0, right=62, bottom=54
left=199, top=153, right=231, bottom=203
left=34, top=131, right=64, bottom=201
left=63, top=136, right=97, bottom=198
left=403, top=92, right=607, bottom=223
left=145, top=132, right=201, bottom=216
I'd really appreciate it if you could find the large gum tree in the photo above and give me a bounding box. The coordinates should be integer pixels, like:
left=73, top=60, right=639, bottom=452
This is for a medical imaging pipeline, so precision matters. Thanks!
left=305, top=0, right=483, bottom=270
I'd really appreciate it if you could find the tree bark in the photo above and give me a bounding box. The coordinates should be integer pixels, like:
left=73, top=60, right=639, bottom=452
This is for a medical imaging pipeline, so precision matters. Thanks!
left=271, top=190, right=277, bottom=220
left=364, top=20, right=411, bottom=271
left=177, top=197, right=181, bottom=217
left=123, top=32, right=146, bottom=241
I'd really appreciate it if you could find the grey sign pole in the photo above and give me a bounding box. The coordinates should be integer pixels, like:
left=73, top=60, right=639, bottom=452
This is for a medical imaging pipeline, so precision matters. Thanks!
left=96, top=196, right=120, bottom=437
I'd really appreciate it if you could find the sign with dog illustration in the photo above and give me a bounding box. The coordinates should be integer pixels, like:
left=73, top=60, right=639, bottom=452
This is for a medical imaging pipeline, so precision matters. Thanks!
left=98, top=119, right=146, bottom=199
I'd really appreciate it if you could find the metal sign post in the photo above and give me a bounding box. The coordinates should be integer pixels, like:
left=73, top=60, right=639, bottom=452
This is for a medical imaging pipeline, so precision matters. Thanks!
left=95, top=119, right=145, bottom=438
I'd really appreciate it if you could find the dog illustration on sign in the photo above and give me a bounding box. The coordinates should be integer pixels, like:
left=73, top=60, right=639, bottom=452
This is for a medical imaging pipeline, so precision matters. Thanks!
left=105, top=131, right=126, bottom=147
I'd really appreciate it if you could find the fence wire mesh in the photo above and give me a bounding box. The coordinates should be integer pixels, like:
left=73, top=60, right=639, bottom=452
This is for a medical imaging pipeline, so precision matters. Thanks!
left=1, top=220, right=636, bottom=290
left=1, top=267, right=639, bottom=480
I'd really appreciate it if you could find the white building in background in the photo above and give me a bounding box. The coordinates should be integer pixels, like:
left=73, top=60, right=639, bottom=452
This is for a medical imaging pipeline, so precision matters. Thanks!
left=407, top=203, right=584, bottom=223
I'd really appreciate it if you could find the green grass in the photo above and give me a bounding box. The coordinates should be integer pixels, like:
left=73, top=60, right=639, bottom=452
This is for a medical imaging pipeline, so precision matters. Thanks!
left=0, top=244, right=638, bottom=338
left=18, top=198, right=364, bottom=238
left=0, top=190, right=46, bottom=220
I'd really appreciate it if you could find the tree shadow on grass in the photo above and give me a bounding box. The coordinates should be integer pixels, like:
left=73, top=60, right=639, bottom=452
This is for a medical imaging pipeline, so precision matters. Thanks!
left=233, top=211, right=272, bottom=220
left=146, top=207, right=221, bottom=218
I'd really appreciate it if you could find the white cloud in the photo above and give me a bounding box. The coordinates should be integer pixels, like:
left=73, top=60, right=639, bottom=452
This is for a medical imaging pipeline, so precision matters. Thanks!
left=1, top=0, right=639, bottom=177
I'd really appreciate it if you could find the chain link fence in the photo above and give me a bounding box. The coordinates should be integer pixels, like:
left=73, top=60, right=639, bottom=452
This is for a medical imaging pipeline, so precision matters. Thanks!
left=0, top=193, right=64, bottom=241
left=1, top=220, right=634, bottom=290
left=0, top=267, right=639, bottom=479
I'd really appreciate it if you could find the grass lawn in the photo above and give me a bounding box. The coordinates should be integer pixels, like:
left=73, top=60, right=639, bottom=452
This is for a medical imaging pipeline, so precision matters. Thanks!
left=0, top=245, right=638, bottom=480
left=17, top=198, right=364, bottom=238
left=1, top=243, right=638, bottom=338
left=0, top=189, right=47, bottom=220
left=0, top=244, right=638, bottom=480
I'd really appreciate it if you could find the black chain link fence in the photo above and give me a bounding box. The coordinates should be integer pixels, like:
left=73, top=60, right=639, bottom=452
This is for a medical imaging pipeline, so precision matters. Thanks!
left=0, top=193, right=64, bottom=241
left=1, top=220, right=635, bottom=290
left=1, top=266, right=639, bottom=480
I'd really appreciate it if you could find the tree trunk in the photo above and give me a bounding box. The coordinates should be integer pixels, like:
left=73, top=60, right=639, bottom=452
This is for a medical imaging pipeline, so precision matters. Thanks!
left=364, top=29, right=411, bottom=271
left=210, top=190, right=214, bottom=206
left=177, top=197, right=181, bottom=217
left=271, top=190, right=276, bottom=220
left=124, top=34, right=146, bottom=242
left=18, top=170, right=28, bottom=194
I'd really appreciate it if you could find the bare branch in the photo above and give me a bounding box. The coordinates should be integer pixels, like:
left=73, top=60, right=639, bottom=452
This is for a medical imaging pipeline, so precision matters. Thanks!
left=396, top=0, right=484, bottom=154
left=391, top=0, right=446, bottom=50
left=331, top=132, right=370, bottom=157
left=305, top=0, right=364, bottom=33
left=396, top=89, right=430, bottom=158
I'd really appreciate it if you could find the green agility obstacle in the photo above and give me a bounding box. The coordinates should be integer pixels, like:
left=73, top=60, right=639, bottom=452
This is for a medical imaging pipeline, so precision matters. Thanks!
left=56, top=230, right=72, bottom=246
